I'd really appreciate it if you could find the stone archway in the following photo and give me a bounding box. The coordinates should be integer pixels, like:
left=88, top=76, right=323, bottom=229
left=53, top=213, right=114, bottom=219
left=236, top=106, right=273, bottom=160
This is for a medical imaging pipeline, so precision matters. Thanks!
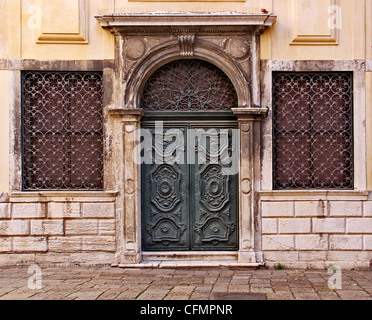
left=96, top=13, right=276, bottom=267
left=139, top=59, right=240, bottom=252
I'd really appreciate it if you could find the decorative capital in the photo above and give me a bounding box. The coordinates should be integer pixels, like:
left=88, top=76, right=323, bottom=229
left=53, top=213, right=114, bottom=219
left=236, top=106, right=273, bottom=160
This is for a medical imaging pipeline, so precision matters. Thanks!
left=108, top=108, right=146, bottom=121
left=232, top=107, right=269, bottom=121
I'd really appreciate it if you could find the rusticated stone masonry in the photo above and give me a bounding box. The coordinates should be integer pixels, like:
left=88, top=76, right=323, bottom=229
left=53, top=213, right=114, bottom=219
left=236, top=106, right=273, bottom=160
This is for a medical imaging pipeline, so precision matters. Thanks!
left=260, top=199, right=372, bottom=270
left=0, top=195, right=117, bottom=266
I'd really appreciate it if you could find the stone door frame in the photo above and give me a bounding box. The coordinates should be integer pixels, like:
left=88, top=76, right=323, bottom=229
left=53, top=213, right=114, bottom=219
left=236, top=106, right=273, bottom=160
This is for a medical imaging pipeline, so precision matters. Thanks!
left=96, top=13, right=276, bottom=266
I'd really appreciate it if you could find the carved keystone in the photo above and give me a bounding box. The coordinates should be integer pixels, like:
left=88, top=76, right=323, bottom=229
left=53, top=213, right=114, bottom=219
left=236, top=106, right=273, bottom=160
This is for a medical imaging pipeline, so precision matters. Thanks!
left=178, top=34, right=196, bottom=57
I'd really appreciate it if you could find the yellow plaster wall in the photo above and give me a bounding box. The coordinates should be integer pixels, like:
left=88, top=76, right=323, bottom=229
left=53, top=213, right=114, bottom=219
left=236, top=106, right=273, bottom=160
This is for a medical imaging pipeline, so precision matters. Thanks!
left=0, top=0, right=367, bottom=61
left=367, top=0, right=372, bottom=61
left=0, top=0, right=21, bottom=59
left=41, top=0, right=80, bottom=34
left=0, top=71, right=10, bottom=193
left=19, top=0, right=114, bottom=60
left=110, top=0, right=265, bottom=12
left=269, top=0, right=358, bottom=60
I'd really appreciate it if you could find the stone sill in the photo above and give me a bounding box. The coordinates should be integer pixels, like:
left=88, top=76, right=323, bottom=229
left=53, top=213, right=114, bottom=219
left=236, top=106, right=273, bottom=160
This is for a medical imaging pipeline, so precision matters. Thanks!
left=259, top=190, right=370, bottom=201
left=8, top=191, right=119, bottom=203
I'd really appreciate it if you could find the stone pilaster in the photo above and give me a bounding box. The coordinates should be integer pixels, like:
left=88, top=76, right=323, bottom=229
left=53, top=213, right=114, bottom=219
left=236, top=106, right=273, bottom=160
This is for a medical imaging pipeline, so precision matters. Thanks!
left=232, top=108, right=268, bottom=263
left=108, top=108, right=145, bottom=266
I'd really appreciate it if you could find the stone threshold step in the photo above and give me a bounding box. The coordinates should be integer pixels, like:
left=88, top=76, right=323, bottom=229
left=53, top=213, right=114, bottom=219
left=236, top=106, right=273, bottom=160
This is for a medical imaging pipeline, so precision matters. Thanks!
left=116, top=261, right=265, bottom=269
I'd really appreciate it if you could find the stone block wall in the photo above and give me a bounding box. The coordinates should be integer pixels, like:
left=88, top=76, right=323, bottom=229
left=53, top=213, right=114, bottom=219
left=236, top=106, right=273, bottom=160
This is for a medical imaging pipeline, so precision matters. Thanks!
left=1, top=191, right=372, bottom=269
left=261, top=199, right=372, bottom=270
left=0, top=193, right=117, bottom=266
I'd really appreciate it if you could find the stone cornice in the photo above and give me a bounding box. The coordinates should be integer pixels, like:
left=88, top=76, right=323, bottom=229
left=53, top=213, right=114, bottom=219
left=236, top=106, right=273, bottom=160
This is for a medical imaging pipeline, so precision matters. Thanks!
left=95, top=12, right=277, bottom=33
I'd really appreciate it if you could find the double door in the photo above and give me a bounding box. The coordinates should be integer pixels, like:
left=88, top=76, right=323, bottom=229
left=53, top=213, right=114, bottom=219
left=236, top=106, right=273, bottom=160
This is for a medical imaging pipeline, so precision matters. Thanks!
left=141, top=121, right=238, bottom=251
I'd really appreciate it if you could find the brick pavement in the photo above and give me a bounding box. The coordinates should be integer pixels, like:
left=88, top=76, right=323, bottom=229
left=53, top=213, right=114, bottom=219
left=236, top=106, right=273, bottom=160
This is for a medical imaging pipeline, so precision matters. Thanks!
left=0, top=266, right=371, bottom=300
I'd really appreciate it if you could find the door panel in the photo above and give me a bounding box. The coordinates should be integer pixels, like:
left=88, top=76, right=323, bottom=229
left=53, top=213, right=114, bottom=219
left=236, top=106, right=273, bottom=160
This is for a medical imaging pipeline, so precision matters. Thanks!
left=191, top=125, right=238, bottom=250
left=141, top=122, right=238, bottom=251
left=141, top=124, right=189, bottom=251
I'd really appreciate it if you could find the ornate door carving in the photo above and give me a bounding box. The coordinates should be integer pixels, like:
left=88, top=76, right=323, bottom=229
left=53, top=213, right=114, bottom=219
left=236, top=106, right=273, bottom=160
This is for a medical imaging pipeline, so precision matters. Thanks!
left=192, top=125, right=238, bottom=250
left=142, top=124, right=188, bottom=250
left=141, top=123, right=238, bottom=251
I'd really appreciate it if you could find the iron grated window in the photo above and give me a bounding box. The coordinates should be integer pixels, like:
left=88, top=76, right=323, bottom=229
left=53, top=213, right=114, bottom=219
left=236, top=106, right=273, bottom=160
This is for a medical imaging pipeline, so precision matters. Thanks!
left=22, top=71, right=104, bottom=191
left=273, top=72, right=353, bottom=190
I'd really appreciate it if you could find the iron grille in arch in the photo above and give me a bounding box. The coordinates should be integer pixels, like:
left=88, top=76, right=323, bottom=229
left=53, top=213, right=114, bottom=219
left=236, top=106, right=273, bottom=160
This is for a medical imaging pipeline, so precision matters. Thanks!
left=140, top=59, right=238, bottom=111
left=273, top=72, right=354, bottom=190
left=22, top=72, right=104, bottom=191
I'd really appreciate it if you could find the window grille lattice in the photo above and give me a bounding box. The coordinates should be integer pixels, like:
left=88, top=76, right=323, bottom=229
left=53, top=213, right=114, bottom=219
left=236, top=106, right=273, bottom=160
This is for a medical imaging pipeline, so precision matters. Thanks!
left=273, top=72, right=353, bottom=190
left=22, top=72, right=104, bottom=190
left=141, top=59, right=238, bottom=111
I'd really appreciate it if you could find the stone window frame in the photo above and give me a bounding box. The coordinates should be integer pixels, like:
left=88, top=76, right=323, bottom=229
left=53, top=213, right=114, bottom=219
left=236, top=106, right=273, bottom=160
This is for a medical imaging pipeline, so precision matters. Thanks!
left=260, top=60, right=367, bottom=194
left=21, top=70, right=105, bottom=191
left=272, top=71, right=354, bottom=190
left=8, top=60, right=115, bottom=194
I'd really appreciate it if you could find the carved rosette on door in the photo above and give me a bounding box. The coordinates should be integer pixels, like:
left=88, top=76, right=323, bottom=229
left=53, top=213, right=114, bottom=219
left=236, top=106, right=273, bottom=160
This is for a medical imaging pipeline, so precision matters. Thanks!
left=195, top=165, right=234, bottom=246
left=146, top=165, right=187, bottom=247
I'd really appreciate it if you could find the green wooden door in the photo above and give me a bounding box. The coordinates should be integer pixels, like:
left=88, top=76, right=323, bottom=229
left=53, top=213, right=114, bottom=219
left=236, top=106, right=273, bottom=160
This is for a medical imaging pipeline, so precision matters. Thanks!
left=141, top=121, right=238, bottom=251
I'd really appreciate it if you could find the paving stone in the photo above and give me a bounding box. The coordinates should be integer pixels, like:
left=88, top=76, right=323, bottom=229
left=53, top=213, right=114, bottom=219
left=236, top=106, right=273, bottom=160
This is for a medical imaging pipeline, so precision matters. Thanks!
left=215, top=278, right=231, bottom=284
left=230, top=280, right=249, bottom=285
left=189, top=293, right=210, bottom=300
left=336, top=290, right=372, bottom=300
left=148, top=284, right=174, bottom=290
left=0, top=287, right=15, bottom=297
left=0, top=266, right=371, bottom=300
left=250, top=287, right=274, bottom=294
left=0, top=292, right=37, bottom=300
left=177, top=277, right=205, bottom=285
left=137, top=289, right=171, bottom=300
left=194, top=285, right=213, bottom=293
left=272, top=286, right=291, bottom=292
left=251, top=283, right=272, bottom=288
left=355, top=280, right=372, bottom=288
left=341, top=284, right=366, bottom=291
left=318, top=292, right=341, bottom=300
left=228, top=284, right=250, bottom=292
left=267, top=292, right=294, bottom=300
left=211, top=292, right=267, bottom=300
left=68, top=291, right=104, bottom=300
left=163, top=285, right=195, bottom=300
left=96, top=288, right=127, bottom=300
left=212, top=283, right=229, bottom=291
left=116, top=290, right=143, bottom=300
left=203, top=277, right=218, bottom=284
left=312, top=285, right=334, bottom=292
left=293, top=292, right=321, bottom=300
left=271, top=278, right=288, bottom=283
left=290, top=286, right=317, bottom=293
left=250, top=279, right=271, bottom=284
